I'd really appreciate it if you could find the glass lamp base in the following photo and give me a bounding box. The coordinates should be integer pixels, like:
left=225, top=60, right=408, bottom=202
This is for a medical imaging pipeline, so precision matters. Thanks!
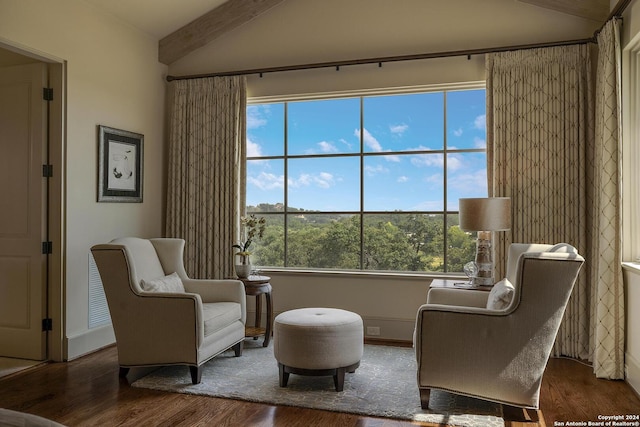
left=473, top=231, right=494, bottom=287
left=472, top=276, right=493, bottom=287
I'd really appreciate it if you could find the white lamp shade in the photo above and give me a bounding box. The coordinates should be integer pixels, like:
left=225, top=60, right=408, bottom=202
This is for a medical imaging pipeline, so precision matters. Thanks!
left=459, top=197, right=511, bottom=232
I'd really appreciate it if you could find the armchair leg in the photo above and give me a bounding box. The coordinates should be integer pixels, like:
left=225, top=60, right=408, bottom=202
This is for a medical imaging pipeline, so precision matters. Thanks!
left=420, top=388, right=431, bottom=409
left=119, top=367, right=129, bottom=378
left=233, top=340, right=243, bottom=357
left=190, top=366, right=202, bottom=384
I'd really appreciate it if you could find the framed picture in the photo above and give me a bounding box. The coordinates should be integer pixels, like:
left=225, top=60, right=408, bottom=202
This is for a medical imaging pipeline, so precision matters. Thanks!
left=97, top=125, right=143, bottom=203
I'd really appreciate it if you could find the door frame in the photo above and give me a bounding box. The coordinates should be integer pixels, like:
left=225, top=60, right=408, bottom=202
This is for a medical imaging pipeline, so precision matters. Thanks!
left=0, top=39, right=66, bottom=362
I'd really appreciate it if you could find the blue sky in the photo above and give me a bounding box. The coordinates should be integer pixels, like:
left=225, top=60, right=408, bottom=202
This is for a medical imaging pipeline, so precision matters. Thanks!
left=246, top=89, right=488, bottom=212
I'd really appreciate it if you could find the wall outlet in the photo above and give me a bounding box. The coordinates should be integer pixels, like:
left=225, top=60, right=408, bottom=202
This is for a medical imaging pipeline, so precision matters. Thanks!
left=366, top=326, right=381, bottom=336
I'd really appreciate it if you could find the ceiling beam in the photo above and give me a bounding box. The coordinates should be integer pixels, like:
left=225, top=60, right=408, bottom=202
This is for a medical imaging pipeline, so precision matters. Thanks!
left=517, top=0, right=609, bottom=22
left=159, top=0, right=286, bottom=65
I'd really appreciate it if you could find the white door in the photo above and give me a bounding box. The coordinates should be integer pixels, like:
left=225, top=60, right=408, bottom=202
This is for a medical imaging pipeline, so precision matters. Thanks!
left=0, top=63, right=48, bottom=360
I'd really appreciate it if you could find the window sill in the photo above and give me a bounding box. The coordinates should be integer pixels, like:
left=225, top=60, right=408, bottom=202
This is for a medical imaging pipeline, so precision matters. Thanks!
left=257, top=267, right=466, bottom=282
left=622, top=261, right=640, bottom=276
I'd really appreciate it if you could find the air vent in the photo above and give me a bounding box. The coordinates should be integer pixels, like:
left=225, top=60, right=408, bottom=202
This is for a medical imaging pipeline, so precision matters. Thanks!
left=88, top=252, right=111, bottom=329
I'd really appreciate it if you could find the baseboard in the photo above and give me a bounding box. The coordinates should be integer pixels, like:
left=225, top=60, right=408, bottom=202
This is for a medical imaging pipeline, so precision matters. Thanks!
left=66, top=324, right=115, bottom=360
left=626, top=351, right=640, bottom=397
left=247, top=310, right=416, bottom=342
left=364, top=337, right=413, bottom=347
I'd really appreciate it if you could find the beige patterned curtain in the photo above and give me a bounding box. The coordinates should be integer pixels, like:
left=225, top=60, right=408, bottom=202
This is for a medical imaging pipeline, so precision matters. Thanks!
left=486, top=45, right=593, bottom=361
left=590, top=19, right=624, bottom=379
left=486, top=23, right=625, bottom=379
left=166, top=76, right=247, bottom=279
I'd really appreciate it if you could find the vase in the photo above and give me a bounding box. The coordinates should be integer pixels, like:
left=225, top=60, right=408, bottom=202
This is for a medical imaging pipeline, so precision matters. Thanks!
left=235, top=254, right=251, bottom=279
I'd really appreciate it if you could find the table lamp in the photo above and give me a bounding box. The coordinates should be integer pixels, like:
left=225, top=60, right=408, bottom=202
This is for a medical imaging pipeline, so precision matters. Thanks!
left=458, top=197, right=511, bottom=287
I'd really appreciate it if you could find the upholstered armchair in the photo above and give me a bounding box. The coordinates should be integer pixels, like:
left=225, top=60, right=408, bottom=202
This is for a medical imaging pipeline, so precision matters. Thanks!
left=415, top=243, right=584, bottom=409
left=91, top=237, right=246, bottom=384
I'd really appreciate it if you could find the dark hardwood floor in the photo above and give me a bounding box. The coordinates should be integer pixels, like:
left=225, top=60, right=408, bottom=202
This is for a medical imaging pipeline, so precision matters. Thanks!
left=0, top=343, right=638, bottom=426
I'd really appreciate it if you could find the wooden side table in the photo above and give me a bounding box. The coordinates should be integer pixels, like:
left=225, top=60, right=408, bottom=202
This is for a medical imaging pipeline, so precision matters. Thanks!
left=239, top=275, right=273, bottom=347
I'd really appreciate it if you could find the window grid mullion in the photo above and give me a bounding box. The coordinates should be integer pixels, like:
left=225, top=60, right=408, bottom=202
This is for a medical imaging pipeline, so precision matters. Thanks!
left=359, top=96, right=365, bottom=270
left=283, top=102, right=289, bottom=267
left=443, top=91, right=449, bottom=272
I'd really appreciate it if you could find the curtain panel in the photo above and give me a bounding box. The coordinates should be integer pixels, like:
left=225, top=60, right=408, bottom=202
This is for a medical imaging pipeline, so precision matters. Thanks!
left=591, top=18, right=624, bottom=379
left=486, top=20, right=625, bottom=379
left=487, top=48, right=594, bottom=359
left=486, top=44, right=593, bottom=362
left=166, top=76, right=247, bottom=279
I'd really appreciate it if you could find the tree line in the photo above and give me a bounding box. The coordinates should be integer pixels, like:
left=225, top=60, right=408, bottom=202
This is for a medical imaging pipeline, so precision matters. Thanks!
left=246, top=204, right=476, bottom=273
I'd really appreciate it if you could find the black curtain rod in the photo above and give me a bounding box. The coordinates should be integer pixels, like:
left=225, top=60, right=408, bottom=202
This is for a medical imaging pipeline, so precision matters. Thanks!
left=165, top=38, right=594, bottom=82
left=165, top=0, right=632, bottom=83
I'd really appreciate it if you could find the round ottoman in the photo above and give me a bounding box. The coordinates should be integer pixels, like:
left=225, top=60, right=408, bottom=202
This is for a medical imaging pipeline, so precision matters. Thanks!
left=273, top=307, right=363, bottom=392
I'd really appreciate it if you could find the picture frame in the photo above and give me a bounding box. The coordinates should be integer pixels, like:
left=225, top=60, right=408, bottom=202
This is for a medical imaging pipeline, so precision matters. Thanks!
left=97, top=125, right=144, bottom=203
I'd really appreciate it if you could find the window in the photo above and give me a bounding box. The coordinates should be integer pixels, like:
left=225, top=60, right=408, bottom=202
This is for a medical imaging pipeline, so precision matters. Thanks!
left=246, top=87, right=487, bottom=273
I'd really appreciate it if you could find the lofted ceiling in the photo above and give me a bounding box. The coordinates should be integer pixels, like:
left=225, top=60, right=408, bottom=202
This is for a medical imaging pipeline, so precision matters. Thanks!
left=0, top=0, right=612, bottom=68
left=83, top=0, right=230, bottom=39
left=80, top=0, right=612, bottom=66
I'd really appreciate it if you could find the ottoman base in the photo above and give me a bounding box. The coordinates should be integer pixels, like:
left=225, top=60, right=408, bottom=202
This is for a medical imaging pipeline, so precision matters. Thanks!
left=278, top=361, right=360, bottom=392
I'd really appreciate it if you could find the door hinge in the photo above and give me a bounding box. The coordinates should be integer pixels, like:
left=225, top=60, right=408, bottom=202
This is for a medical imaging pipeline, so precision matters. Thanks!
left=42, top=164, right=53, bottom=178
left=42, top=318, right=53, bottom=332
left=42, top=241, right=53, bottom=254
left=43, top=87, right=53, bottom=101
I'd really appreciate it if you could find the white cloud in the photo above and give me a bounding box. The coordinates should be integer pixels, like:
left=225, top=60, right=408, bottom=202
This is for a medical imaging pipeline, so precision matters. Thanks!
left=448, top=155, right=463, bottom=171
left=406, top=145, right=432, bottom=151
left=411, top=154, right=444, bottom=168
left=474, top=114, right=486, bottom=131
left=246, top=137, right=262, bottom=157
left=246, top=105, right=269, bottom=129
left=409, top=153, right=466, bottom=172
left=383, top=154, right=401, bottom=162
left=292, top=174, right=312, bottom=187
left=453, top=128, right=463, bottom=137
left=288, top=172, right=336, bottom=189
left=354, top=128, right=401, bottom=162
left=355, top=128, right=383, bottom=152
left=397, top=176, right=409, bottom=183
left=474, top=137, right=486, bottom=149
left=339, top=138, right=353, bottom=150
left=448, top=169, right=488, bottom=193
left=390, top=124, right=409, bottom=134
left=318, top=141, right=338, bottom=153
left=247, top=172, right=284, bottom=190
left=316, top=172, right=335, bottom=188
left=365, top=164, right=389, bottom=176
left=424, top=173, right=443, bottom=185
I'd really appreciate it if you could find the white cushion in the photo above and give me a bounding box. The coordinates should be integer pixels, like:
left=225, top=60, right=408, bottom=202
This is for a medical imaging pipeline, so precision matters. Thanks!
left=140, top=272, right=185, bottom=293
left=486, top=278, right=515, bottom=310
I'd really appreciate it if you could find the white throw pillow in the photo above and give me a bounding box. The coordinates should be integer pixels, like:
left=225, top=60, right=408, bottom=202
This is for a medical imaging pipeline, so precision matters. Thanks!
left=486, top=278, right=515, bottom=310
left=140, top=272, right=185, bottom=293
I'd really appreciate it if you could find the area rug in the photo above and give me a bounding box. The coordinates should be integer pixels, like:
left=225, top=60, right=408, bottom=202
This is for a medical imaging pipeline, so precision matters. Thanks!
left=132, top=340, right=504, bottom=427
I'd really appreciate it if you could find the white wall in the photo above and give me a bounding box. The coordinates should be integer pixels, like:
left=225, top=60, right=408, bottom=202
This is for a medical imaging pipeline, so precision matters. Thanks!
left=0, top=0, right=167, bottom=359
left=259, top=271, right=433, bottom=342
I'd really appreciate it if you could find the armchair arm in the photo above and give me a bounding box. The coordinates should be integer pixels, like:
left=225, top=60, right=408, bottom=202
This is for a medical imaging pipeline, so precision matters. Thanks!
left=113, top=291, right=203, bottom=365
left=183, top=279, right=246, bottom=325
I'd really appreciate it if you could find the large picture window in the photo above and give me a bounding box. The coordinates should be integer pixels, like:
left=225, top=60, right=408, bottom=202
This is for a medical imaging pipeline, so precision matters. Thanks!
left=246, top=87, right=487, bottom=273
